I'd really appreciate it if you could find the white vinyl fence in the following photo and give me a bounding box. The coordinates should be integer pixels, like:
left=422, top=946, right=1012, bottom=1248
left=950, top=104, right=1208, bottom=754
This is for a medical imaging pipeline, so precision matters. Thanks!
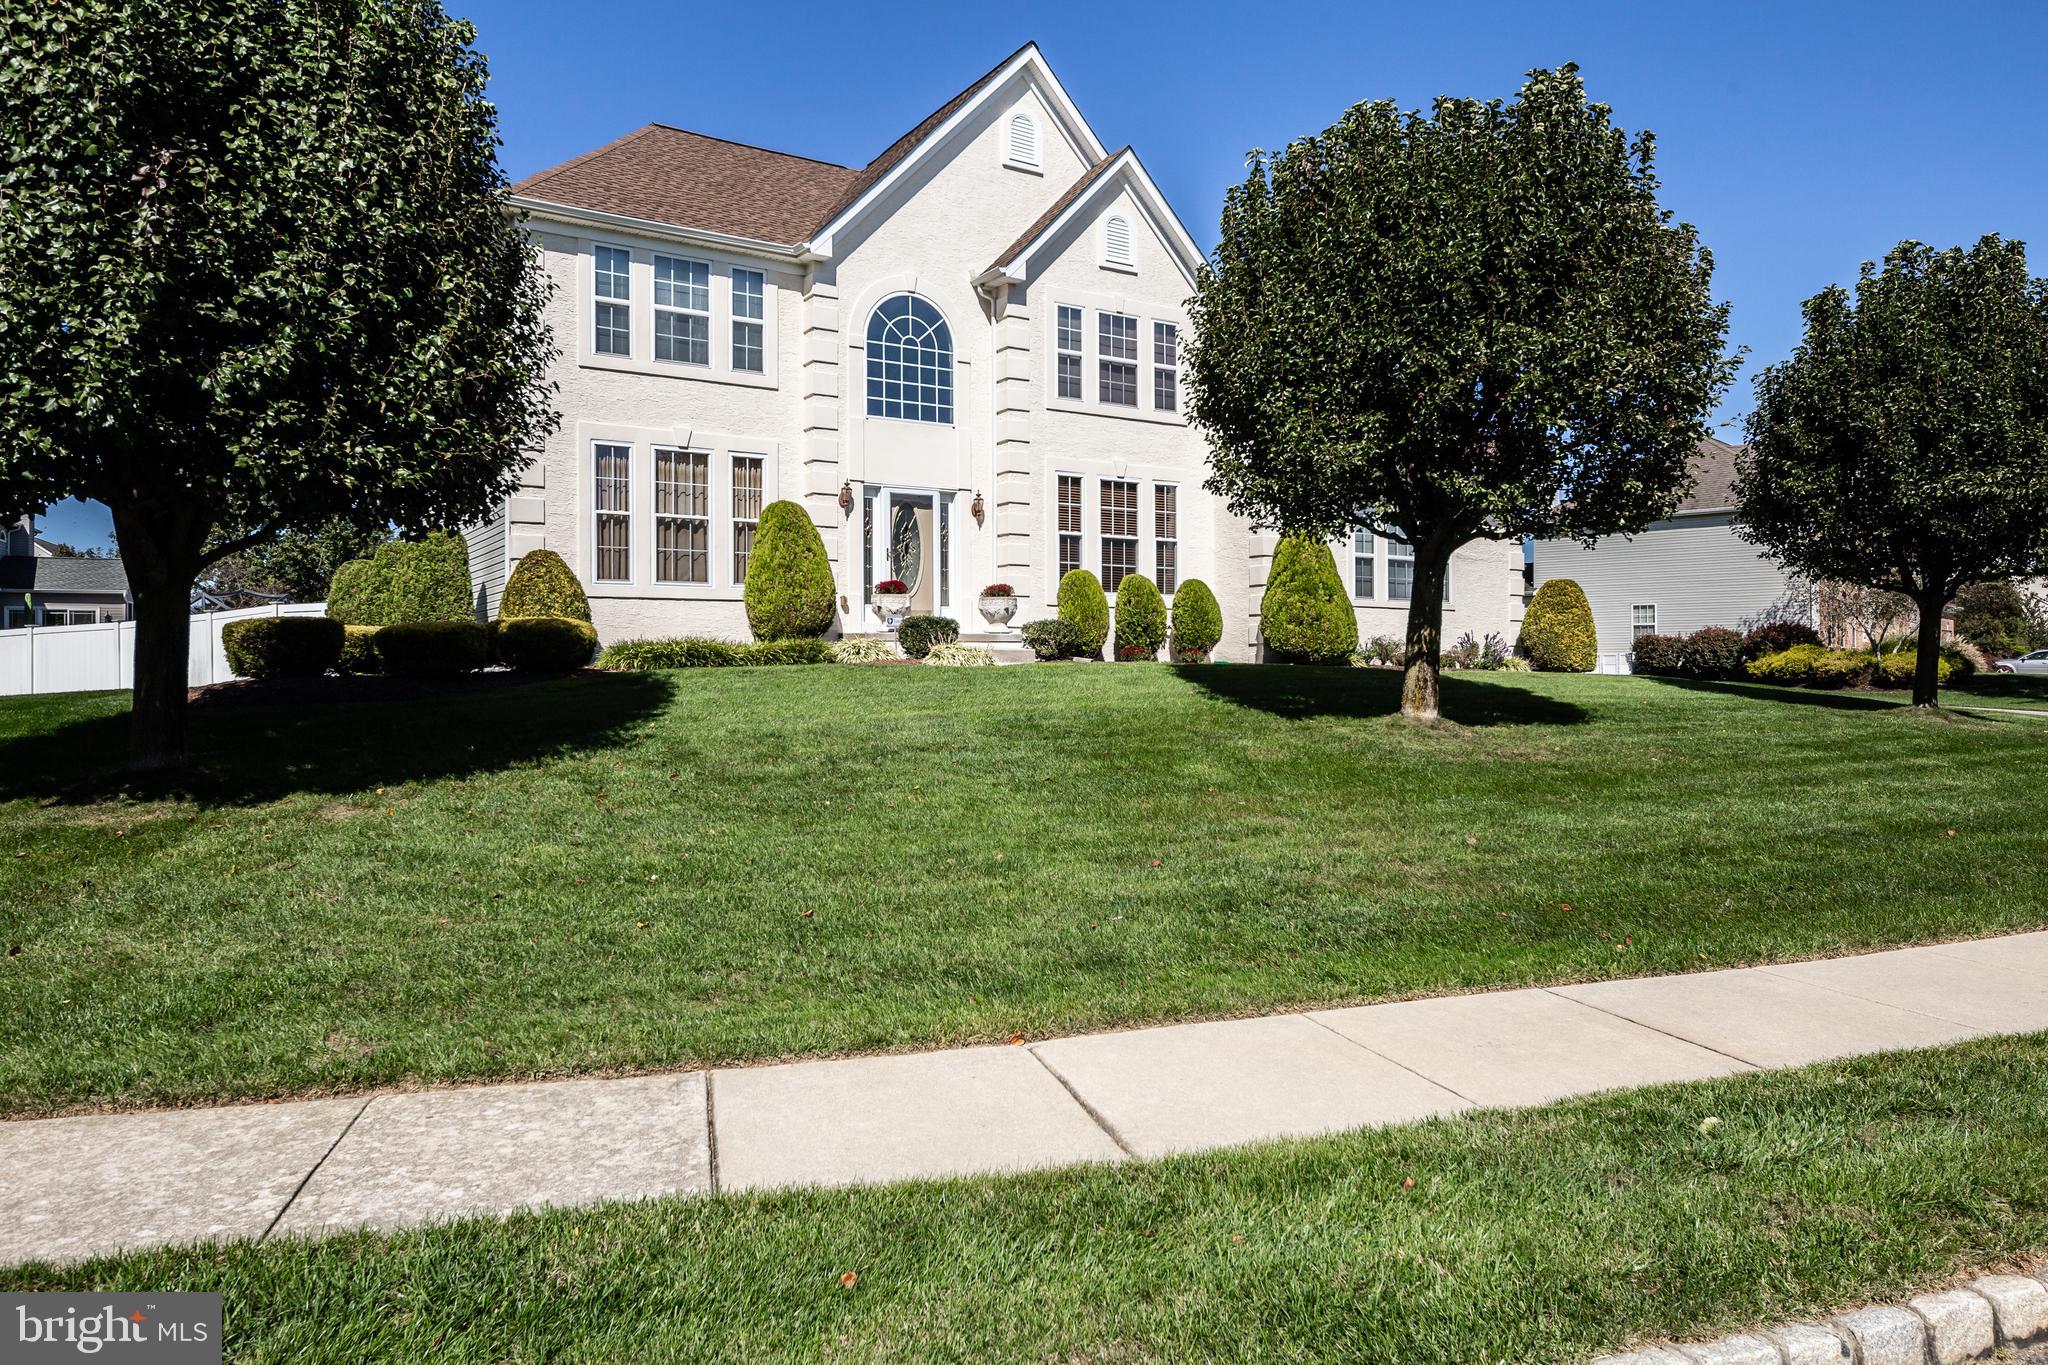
left=0, top=602, right=329, bottom=697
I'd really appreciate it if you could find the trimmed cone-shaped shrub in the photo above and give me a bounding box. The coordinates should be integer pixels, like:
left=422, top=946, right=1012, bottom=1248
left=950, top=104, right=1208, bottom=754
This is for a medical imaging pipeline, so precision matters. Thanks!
left=1259, top=535, right=1357, bottom=665
left=336, top=624, right=383, bottom=676
left=1112, top=573, right=1168, bottom=659
left=743, top=501, right=836, bottom=640
left=1169, top=578, right=1223, bottom=659
left=493, top=616, right=598, bottom=672
left=897, top=614, right=959, bottom=659
left=1058, top=569, right=1110, bottom=659
left=500, top=549, right=590, bottom=623
left=1519, top=579, right=1597, bottom=672
left=375, top=620, right=488, bottom=678
left=326, top=533, right=473, bottom=626
left=222, top=616, right=344, bottom=679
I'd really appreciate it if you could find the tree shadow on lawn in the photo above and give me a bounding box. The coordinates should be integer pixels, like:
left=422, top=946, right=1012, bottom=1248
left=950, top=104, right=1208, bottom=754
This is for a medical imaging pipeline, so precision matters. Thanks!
left=1175, top=663, right=1588, bottom=726
left=1635, top=675, right=1911, bottom=712
left=0, top=671, right=676, bottom=808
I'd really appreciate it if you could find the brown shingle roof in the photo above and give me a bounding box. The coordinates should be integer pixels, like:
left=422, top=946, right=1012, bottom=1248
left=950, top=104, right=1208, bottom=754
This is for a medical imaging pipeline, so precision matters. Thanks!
left=987, top=149, right=1125, bottom=274
left=512, top=42, right=1036, bottom=246
left=1679, top=436, right=1745, bottom=513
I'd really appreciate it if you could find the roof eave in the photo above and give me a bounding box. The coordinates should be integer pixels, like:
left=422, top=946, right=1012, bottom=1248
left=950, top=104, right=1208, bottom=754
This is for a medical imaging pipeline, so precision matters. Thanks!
left=993, top=151, right=1206, bottom=289
left=511, top=196, right=808, bottom=259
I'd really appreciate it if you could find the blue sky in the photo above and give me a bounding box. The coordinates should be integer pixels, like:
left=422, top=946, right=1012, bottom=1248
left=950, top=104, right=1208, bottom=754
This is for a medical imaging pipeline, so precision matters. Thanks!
left=39, top=0, right=2046, bottom=551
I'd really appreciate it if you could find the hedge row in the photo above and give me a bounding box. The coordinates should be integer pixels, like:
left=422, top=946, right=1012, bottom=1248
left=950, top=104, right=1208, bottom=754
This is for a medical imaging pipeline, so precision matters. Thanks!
left=594, top=637, right=833, bottom=670
left=1746, top=642, right=1974, bottom=690
left=327, top=532, right=474, bottom=627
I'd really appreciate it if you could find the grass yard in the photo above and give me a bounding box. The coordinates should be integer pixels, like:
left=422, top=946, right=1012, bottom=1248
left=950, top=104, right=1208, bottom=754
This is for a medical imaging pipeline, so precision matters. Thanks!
left=6, top=1033, right=2046, bottom=1363
left=2, top=664, right=2045, bottom=1116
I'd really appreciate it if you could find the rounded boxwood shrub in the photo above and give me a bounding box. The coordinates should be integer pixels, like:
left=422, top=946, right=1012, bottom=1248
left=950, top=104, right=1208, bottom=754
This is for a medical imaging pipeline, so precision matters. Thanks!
left=375, top=619, right=488, bottom=678
left=743, top=501, right=836, bottom=640
left=1629, top=632, right=1686, bottom=676
left=1519, top=579, right=1597, bottom=672
left=1112, top=573, right=1168, bottom=659
left=1682, top=626, right=1745, bottom=680
left=1020, top=617, right=1084, bottom=661
left=327, top=532, right=474, bottom=626
left=222, top=615, right=344, bottom=680
left=499, top=549, right=590, bottom=623
left=1058, top=570, right=1110, bottom=659
left=1169, top=578, right=1223, bottom=659
left=335, top=624, right=383, bottom=676
left=1259, top=534, right=1356, bottom=665
left=493, top=616, right=597, bottom=673
left=896, top=614, right=959, bottom=660
left=1877, top=649, right=1956, bottom=688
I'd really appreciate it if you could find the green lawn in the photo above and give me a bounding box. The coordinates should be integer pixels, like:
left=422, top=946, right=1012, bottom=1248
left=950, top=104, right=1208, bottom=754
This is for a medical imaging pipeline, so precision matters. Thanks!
left=7, top=1033, right=2045, bottom=1364
left=2, top=664, right=2045, bottom=1116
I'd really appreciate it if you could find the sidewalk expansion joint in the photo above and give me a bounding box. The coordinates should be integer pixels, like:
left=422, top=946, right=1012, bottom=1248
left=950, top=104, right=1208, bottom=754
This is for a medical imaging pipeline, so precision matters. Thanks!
left=259, top=1096, right=372, bottom=1246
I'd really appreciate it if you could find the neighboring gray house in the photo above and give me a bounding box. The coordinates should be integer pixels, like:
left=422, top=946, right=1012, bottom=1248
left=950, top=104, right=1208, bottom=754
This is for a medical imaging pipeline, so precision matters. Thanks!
left=1, top=513, right=131, bottom=629
left=1532, top=438, right=1812, bottom=673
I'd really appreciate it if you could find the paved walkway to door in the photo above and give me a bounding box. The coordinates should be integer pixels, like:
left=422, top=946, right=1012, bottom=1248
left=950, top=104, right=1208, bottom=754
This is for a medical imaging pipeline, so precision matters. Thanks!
left=5, top=930, right=2046, bottom=1266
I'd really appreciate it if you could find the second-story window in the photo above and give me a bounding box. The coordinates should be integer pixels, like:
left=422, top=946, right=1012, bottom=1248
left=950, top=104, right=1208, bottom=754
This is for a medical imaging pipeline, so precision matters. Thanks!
left=866, top=294, right=954, bottom=423
left=653, top=255, right=710, bottom=365
left=1098, top=312, right=1137, bottom=406
left=1152, top=323, right=1178, bottom=412
left=731, top=268, right=765, bottom=373
left=1056, top=305, right=1084, bottom=400
left=593, top=246, right=631, bottom=356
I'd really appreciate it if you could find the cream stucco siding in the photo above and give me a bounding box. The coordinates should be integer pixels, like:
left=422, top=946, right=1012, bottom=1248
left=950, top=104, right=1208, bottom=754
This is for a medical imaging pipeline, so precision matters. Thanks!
left=1535, top=514, right=1808, bottom=673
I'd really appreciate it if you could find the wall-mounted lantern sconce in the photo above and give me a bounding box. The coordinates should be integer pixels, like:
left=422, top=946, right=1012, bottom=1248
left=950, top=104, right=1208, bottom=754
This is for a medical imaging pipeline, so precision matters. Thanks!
left=971, top=490, right=986, bottom=525
left=838, top=481, right=854, bottom=515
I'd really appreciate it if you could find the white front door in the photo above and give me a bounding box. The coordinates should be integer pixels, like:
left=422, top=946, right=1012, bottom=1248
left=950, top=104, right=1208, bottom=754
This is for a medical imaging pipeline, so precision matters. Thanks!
left=863, top=486, right=952, bottom=626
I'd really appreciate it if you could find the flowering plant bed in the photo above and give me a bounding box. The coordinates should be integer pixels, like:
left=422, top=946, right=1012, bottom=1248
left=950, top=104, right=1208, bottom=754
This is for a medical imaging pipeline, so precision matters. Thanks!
left=980, top=583, right=1014, bottom=596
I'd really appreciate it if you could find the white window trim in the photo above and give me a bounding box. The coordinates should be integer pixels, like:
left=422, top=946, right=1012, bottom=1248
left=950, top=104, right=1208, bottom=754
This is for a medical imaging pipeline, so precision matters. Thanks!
left=1153, top=481, right=1179, bottom=595
left=1151, top=321, right=1179, bottom=413
left=1048, top=469, right=1186, bottom=600
left=591, top=242, right=633, bottom=358
left=652, top=445, right=713, bottom=587
left=591, top=440, right=634, bottom=585
left=1042, top=290, right=1185, bottom=426
left=575, top=237, right=780, bottom=390
left=574, top=423, right=781, bottom=600
left=1632, top=603, right=1659, bottom=640
left=652, top=253, right=712, bottom=369
left=730, top=268, right=766, bottom=374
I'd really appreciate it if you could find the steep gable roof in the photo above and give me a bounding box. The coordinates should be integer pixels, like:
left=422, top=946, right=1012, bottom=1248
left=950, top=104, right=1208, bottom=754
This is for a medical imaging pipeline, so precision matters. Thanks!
left=986, top=150, right=1124, bottom=274
left=1679, top=436, right=1745, bottom=514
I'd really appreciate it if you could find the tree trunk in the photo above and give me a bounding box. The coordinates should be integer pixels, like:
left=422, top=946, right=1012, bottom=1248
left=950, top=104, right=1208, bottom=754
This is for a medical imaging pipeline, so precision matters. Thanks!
left=109, top=502, right=201, bottom=770
left=1911, top=590, right=1947, bottom=708
left=1399, top=549, right=1450, bottom=722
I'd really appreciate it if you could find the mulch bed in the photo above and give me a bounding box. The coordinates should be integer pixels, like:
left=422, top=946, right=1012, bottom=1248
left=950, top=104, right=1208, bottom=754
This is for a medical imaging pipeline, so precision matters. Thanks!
left=189, top=669, right=603, bottom=709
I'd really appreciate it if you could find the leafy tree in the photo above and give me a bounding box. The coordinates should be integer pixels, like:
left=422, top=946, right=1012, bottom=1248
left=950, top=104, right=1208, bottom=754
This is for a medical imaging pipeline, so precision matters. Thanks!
left=1185, top=66, right=1734, bottom=719
left=0, top=0, right=557, bottom=767
left=1738, top=237, right=2048, bottom=706
left=1813, top=581, right=1915, bottom=657
left=201, top=520, right=386, bottom=604
left=1954, top=580, right=2048, bottom=658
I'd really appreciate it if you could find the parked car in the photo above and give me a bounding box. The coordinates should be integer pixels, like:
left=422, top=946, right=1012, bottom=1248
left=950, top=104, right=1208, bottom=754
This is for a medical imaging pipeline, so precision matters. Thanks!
left=1992, top=649, right=2048, bottom=675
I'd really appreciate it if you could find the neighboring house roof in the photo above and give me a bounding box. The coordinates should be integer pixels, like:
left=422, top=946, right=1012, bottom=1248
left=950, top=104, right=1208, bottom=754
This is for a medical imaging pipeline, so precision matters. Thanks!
left=1678, top=437, right=1745, bottom=514
left=512, top=41, right=1035, bottom=248
left=0, top=554, right=129, bottom=595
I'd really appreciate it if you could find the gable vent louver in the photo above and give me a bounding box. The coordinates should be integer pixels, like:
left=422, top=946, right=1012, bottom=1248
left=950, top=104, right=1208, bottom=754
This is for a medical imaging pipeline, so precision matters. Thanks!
left=1103, top=214, right=1134, bottom=268
left=1008, top=112, right=1039, bottom=168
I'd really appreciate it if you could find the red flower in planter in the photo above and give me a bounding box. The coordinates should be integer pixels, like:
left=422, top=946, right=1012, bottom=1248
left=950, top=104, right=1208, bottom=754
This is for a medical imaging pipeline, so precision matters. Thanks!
left=874, top=580, right=908, bottom=594
left=980, top=583, right=1014, bottom=596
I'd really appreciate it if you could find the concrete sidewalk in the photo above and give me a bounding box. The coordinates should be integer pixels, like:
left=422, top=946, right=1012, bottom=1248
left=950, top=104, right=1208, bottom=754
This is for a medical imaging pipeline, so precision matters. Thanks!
left=5, top=932, right=2046, bottom=1267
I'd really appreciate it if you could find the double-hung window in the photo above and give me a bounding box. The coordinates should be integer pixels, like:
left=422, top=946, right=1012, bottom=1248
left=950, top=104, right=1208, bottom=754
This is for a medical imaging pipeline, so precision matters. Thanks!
left=1152, top=323, right=1178, bottom=412
left=1056, top=305, right=1084, bottom=400
left=731, top=455, right=764, bottom=583
left=1100, top=479, right=1138, bottom=592
left=1632, top=604, right=1658, bottom=640
left=1057, top=475, right=1083, bottom=578
left=654, top=447, right=709, bottom=584
left=653, top=255, right=710, bottom=365
left=594, top=442, right=632, bottom=582
left=1098, top=313, right=1138, bottom=406
left=593, top=247, right=631, bottom=356
left=731, top=268, right=765, bottom=372
left=1386, top=532, right=1415, bottom=602
left=1353, top=528, right=1375, bottom=598
left=1153, top=484, right=1178, bottom=593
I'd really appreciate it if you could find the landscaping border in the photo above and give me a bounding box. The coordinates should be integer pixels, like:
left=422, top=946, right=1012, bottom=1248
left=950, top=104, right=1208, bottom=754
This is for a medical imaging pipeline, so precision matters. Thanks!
left=1594, top=1267, right=2048, bottom=1365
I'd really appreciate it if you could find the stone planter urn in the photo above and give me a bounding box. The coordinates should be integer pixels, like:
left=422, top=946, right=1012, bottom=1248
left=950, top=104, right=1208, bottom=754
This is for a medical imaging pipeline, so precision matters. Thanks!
left=977, top=584, right=1018, bottom=628
left=873, top=580, right=910, bottom=626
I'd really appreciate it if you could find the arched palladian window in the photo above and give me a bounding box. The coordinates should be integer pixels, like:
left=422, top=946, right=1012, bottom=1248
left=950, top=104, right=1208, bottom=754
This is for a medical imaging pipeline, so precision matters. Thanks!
left=866, top=294, right=954, bottom=423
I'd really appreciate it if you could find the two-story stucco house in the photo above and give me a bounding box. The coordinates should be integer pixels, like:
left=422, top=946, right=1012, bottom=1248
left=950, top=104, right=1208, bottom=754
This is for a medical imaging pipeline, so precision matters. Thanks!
left=472, top=43, right=1527, bottom=658
left=1532, top=438, right=1816, bottom=672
